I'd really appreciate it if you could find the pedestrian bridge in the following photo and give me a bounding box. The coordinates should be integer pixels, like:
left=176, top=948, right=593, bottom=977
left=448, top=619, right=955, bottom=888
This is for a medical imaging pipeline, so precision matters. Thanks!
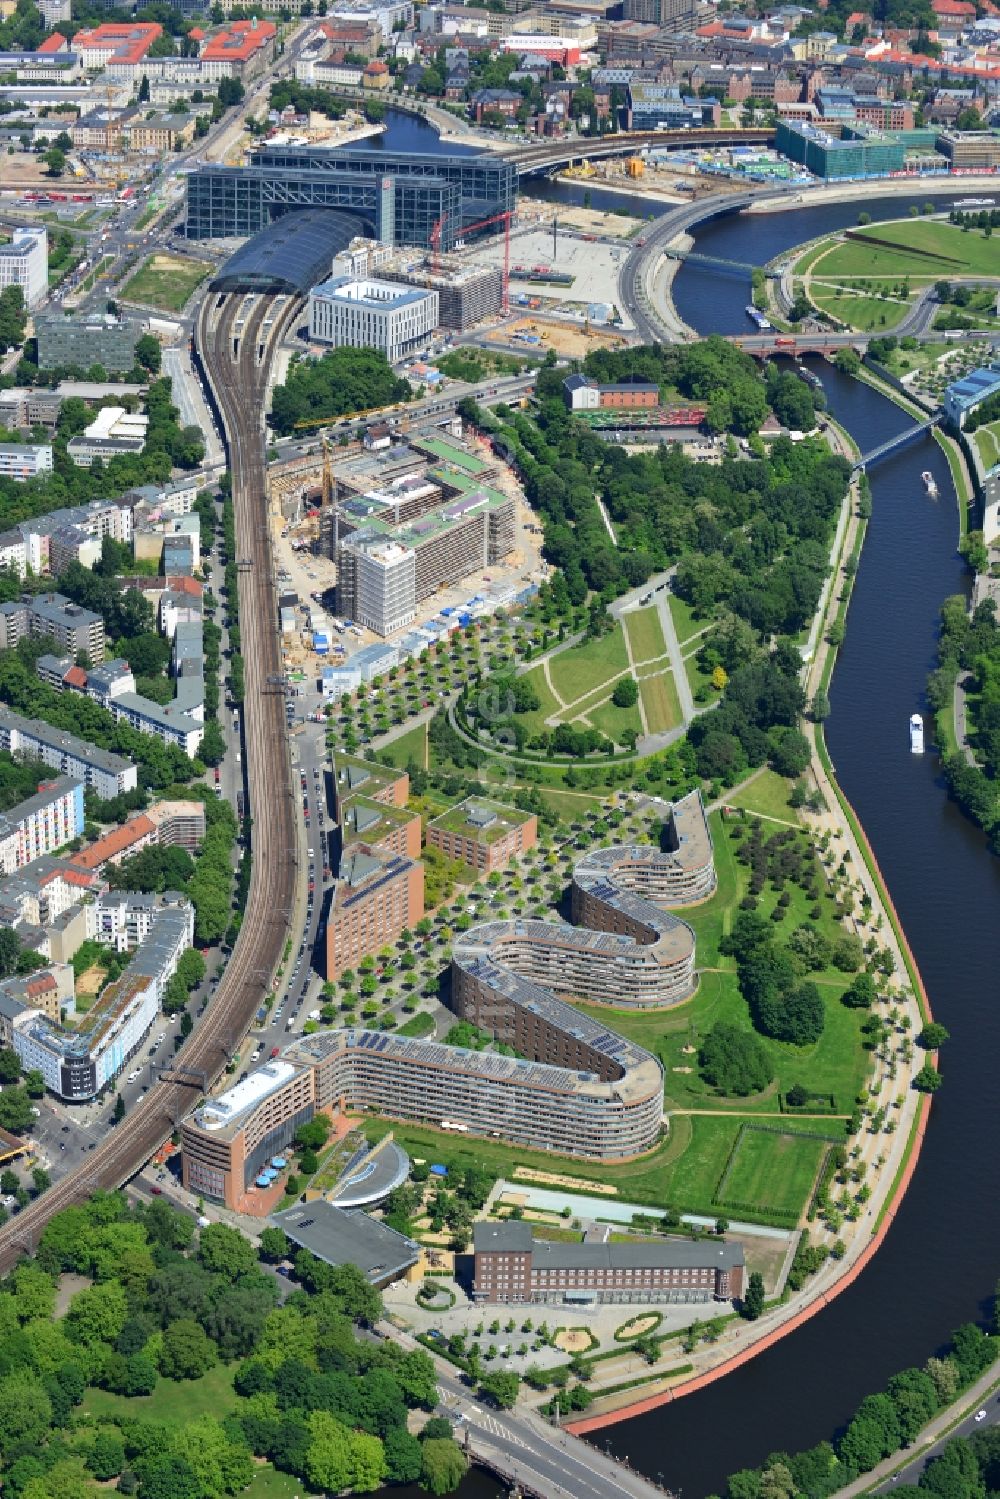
left=852, top=414, right=940, bottom=471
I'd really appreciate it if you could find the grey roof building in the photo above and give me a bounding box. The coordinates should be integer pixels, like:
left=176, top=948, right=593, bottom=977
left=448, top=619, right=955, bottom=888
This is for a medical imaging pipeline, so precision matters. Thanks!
left=273, top=1200, right=420, bottom=1286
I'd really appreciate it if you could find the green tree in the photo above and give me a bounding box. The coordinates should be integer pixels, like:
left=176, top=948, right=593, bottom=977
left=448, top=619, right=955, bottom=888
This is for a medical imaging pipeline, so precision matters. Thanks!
left=43, top=147, right=65, bottom=177
left=914, top=1063, right=942, bottom=1093
left=700, top=1023, right=774, bottom=1096
left=65, top=1282, right=128, bottom=1346
left=918, top=1022, right=949, bottom=1049
left=198, top=1222, right=257, bottom=1280
left=158, top=1318, right=216, bottom=1379
left=420, top=1437, right=468, bottom=1496
left=258, top=1228, right=290, bottom=1263
left=611, top=676, right=639, bottom=708
left=479, top=1370, right=520, bottom=1409
left=741, top=1271, right=765, bottom=1320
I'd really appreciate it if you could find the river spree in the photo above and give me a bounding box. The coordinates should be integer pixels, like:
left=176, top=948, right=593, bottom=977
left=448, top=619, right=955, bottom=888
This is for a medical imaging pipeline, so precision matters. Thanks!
left=365, top=115, right=997, bottom=1498
left=600, top=211, right=1000, bottom=1494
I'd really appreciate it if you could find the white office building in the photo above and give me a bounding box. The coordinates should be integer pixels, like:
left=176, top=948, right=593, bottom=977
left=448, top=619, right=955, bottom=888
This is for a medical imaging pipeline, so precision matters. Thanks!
left=355, top=537, right=417, bottom=636
left=0, top=227, right=48, bottom=310
left=308, top=277, right=438, bottom=363
left=0, top=444, right=54, bottom=481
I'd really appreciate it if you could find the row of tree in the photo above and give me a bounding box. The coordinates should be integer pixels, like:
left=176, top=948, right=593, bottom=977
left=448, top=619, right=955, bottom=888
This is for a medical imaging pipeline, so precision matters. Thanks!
left=725, top=1304, right=1000, bottom=1499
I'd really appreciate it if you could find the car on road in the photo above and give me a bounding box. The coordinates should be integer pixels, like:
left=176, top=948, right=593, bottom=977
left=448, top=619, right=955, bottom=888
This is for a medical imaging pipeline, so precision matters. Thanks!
left=976, top=1411, right=988, bottom=1423
left=151, top=1186, right=163, bottom=1195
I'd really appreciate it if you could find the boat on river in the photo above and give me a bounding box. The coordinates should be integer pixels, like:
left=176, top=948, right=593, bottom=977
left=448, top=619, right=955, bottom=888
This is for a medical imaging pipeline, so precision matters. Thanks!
left=922, top=470, right=938, bottom=496
left=745, top=304, right=772, bottom=330
left=910, top=713, right=925, bottom=754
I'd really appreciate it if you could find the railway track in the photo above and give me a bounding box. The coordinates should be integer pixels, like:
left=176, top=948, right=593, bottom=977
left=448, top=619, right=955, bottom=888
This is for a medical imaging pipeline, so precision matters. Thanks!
left=0, top=291, right=303, bottom=1268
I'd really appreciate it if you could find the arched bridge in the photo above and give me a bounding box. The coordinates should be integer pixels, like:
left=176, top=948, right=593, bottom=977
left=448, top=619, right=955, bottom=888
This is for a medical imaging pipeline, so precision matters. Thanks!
left=501, top=127, right=776, bottom=176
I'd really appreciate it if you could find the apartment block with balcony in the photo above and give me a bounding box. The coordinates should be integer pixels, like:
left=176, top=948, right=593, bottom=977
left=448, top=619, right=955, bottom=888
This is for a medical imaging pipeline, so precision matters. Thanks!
left=0, top=706, right=137, bottom=799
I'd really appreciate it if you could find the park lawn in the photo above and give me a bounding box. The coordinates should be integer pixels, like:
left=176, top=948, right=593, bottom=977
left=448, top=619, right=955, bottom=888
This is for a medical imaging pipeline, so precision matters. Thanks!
left=362, top=1108, right=829, bottom=1223
left=587, top=697, right=643, bottom=745
left=722, top=770, right=800, bottom=824
left=516, top=663, right=563, bottom=736
left=818, top=220, right=1000, bottom=278
left=973, top=420, right=1000, bottom=471
left=716, top=1127, right=831, bottom=1222
left=878, top=340, right=951, bottom=377
left=809, top=284, right=913, bottom=333
left=638, top=669, right=681, bottom=735
left=571, top=962, right=864, bottom=1118
left=379, top=720, right=427, bottom=770
left=557, top=673, right=631, bottom=722
left=530, top=785, right=607, bottom=820
left=82, top=1363, right=237, bottom=1427
left=548, top=626, right=628, bottom=705
left=667, top=592, right=709, bottom=647
left=624, top=606, right=666, bottom=665
left=245, top=1467, right=320, bottom=1499
left=122, top=252, right=213, bottom=312
left=678, top=648, right=715, bottom=704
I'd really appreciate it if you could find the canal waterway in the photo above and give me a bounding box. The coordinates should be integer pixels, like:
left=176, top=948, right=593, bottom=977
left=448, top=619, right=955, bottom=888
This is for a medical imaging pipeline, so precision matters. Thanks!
left=367, top=114, right=997, bottom=1497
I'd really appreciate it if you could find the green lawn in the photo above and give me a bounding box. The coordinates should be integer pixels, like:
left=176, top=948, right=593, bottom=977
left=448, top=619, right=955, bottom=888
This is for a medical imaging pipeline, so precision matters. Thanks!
left=515, top=663, right=563, bottom=735
left=82, top=1363, right=237, bottom=1427
left=624, top=606, right=666, bottom=664
left=379, top=720, right=427, bottom=769
left=361, top=1105, right=835, bottom=1223
left=638, top=669, right=682, bottom=735
left=587, top=697, right=643, bottom=745
left=530, top=786, right=606, bottom=820
left=245, top=1467, right=320, bottom=1499
left=398, top=1011, right=436, bottom=1037
left=817, top=221, right=1000, bottom=279
left=121, top=252, right=213, bottom=312
left=973, top=420, right=1000, bottom=471
left=667, top=592, right=710, bottom=647
left=809, top=284, right=913, bottom=333
left=548, top=626, right=629, bottom=705
left=716, top=1127, right=831, bottom=1222
left=722, top=770, right=799, bottom=824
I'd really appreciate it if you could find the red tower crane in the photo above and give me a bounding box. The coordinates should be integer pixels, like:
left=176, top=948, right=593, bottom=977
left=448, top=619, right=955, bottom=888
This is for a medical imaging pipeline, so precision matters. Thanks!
left=427, top=209, right=513, bottom=316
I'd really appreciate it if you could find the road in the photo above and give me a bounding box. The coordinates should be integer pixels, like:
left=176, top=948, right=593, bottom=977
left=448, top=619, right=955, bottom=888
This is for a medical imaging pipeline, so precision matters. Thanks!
left=382, top=1335, right=665, bottom=1499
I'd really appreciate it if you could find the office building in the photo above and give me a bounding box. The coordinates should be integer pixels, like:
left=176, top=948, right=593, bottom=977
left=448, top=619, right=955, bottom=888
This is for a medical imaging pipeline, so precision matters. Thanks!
left=334, top=488, right=516, bottom=635
left=472, top=1222, right=745, bottom=1305
left=382, top=254, right=503, bottom=330
left=0, top=706, right=137, bottom=799
left=274, top=1202, right=419, bottom=1287
left=426, top=796, right=537, bottom=873
left=944, top=363, right=1000, bottom=428
left=0, top=226, right=47, bottom=309
left=775, top=119, right=905, bottom=178
left=0, top=776, right=85, bottom=876
left=333, top=754, right=409, bottom=809
left=185, top=144, right=517, bottom=251
left=309, top=277, right=438, bottom=362
left=70, top=21, right=162, bottom=71
left=325, top=843, right=424, bottom=979
left=36, top=316, right=141, bottom=374
left=7, top=892, right=193, bottom=1099
left=340, top=794, right=422, bottom=862
left=936, top=130, right=1000, bottom=169
left=181, top=1059, right=315, bottom=1208
left=337, top=535, right=417, bottom=637
left=0, top=592, right=106, bottom=662
left=67, top=407, right=148, bottom=466
left=627, top=83, right=717, bottom=129
left=0, top=444, right=53, bottom=481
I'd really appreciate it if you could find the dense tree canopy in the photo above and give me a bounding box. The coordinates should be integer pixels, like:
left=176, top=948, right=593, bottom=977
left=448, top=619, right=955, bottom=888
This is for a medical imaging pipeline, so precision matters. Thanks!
left=270, top=349, right=411, bottom=436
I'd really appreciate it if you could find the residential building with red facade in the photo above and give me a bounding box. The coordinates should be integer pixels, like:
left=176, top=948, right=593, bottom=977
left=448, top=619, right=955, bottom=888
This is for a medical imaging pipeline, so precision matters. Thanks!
left=426, top=796, right=537, bottom=874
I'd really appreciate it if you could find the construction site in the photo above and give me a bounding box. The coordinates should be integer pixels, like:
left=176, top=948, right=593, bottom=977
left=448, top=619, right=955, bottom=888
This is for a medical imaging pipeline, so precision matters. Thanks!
left=266, top=424, right=545, bottom=669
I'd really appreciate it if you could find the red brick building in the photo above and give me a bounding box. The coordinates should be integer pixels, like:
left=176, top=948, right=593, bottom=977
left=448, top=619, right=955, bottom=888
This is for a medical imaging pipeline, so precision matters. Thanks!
left=473, top=1222, right=745, bottom=1305
left=325, top=844, right=424, bottom=980
left=426, top=796, right=537, bottom=874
